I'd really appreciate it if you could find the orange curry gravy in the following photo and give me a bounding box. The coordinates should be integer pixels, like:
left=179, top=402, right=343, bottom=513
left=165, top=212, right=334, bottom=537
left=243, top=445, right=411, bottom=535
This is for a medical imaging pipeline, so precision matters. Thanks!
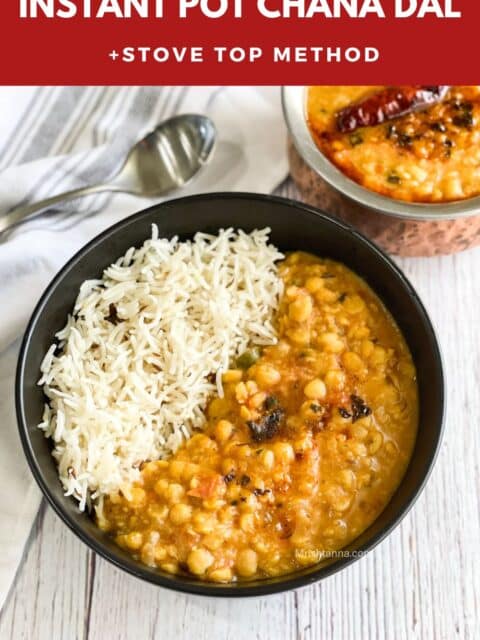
left=98, top=252, right=418, bottom=582
left=307, top=86, right=480, bottom=202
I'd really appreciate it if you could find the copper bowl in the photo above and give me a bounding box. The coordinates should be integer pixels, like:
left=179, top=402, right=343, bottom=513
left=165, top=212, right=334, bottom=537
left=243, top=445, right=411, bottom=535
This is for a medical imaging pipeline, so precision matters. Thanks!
left=283, top=86, right=480, bottom=257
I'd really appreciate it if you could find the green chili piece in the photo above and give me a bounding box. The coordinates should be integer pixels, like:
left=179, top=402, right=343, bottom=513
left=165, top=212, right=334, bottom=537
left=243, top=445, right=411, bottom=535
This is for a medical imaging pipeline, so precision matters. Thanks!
left=236, top=347, right=261, bottom=369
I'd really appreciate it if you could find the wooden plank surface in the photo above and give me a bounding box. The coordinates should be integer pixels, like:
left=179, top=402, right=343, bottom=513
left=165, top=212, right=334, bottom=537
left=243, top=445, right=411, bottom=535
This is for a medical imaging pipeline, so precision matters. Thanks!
left=1, top=180, right=479, bottom=640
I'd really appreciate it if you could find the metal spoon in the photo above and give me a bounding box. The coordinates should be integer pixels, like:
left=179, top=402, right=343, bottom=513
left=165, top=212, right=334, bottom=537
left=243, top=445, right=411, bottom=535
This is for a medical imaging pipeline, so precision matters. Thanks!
left=0, top=113, right=216, bottom=235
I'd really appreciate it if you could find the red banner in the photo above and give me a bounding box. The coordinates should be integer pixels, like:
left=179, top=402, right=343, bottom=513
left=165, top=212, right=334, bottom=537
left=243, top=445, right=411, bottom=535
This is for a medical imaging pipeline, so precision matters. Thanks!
left=1, top=1, right=477, bottom=84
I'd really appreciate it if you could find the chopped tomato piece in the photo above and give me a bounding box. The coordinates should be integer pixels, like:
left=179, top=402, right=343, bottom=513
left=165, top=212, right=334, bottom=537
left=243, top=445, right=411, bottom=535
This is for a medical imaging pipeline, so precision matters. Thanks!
left=187, top=474, right=220, bottom=499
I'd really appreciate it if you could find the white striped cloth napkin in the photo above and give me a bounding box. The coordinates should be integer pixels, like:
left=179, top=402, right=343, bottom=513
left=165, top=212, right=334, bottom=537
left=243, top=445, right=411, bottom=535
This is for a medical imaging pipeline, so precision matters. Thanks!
left=0, top=86, right=288, bottom=610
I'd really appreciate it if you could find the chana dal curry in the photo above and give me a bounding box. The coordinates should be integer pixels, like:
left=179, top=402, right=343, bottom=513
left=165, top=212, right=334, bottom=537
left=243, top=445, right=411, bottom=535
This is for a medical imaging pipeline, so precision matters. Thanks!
left=307, top=85, right=480, bottom=203
left=99, top=252, right=418, bottom=582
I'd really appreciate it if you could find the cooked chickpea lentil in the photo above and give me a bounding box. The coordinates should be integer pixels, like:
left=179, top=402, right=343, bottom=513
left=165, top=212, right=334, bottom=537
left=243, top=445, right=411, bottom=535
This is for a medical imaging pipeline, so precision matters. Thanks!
left=236, top=549, right=258, bottom=577
left=169, top=503, right=192, bottom=525
left=308, top=86, right=480, bottom=203
left=187, top=548, right=214, bottom=575
left=215, top=419, right=234, bottom=443
left=254, top=363, right=281, bottom=387
left=101, top=253, right=418, bottom=583
left=304, top=378, right=327, bottom=400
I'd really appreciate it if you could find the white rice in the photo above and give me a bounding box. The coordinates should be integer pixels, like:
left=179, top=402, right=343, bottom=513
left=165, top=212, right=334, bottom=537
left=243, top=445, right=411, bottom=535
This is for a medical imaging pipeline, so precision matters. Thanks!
left=38, top=227, right=284, bottom=511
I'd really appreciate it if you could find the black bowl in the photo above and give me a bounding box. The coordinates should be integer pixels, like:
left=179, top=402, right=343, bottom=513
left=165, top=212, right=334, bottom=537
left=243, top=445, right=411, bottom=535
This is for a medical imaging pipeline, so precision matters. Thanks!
left=16, top=193, right=445, bottom=597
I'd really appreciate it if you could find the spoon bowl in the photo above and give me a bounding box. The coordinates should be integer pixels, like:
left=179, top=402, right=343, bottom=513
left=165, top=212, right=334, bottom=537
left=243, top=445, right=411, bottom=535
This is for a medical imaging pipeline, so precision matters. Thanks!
left=118, top=114, right=216, bottom=196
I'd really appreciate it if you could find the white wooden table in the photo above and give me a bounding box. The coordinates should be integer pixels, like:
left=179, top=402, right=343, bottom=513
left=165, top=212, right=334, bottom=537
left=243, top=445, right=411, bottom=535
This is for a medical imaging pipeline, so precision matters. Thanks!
left=1, top=180, right=479, bottom=640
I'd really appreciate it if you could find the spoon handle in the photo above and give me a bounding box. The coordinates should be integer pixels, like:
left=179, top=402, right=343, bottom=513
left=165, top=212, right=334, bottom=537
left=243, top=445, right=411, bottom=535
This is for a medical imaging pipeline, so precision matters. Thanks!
left=0, top=182, right=122, bottom=236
